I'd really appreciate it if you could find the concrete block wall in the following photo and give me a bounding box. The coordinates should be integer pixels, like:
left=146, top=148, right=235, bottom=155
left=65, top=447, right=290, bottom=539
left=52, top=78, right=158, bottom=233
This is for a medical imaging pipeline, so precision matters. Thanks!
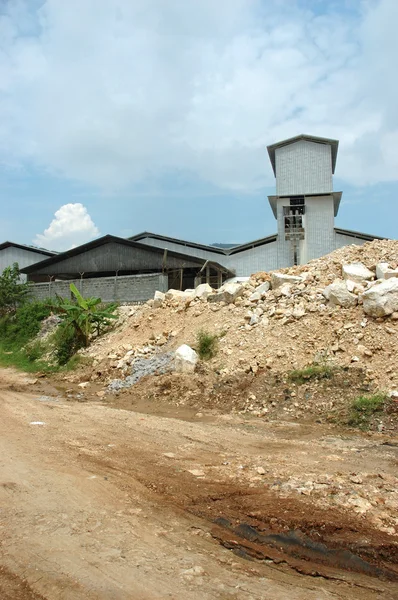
left=28, top=273, right=168, bottom=303
left=275, top=140, right=333, bottom=196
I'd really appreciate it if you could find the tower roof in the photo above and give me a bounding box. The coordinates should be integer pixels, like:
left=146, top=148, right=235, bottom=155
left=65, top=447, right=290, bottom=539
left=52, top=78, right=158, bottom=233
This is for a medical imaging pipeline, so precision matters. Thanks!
left=267, top=134, right=339, bottom=176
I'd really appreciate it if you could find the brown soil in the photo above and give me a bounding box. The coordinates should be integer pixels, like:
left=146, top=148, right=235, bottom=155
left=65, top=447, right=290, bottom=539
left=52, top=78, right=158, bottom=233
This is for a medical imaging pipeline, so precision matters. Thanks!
left=1, top=368, right=398, bottom=599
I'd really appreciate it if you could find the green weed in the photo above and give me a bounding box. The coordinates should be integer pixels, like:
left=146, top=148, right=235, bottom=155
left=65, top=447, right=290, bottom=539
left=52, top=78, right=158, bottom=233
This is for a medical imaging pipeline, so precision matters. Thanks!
left=288, top=364, right=335, bottom=384
left=348, top=393, right=387, bottom=429
left=196, top=330, right=219, bottom=360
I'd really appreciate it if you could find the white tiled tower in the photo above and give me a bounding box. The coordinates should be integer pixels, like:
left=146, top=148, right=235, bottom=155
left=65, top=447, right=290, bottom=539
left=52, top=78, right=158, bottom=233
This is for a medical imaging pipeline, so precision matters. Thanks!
left=267, top=134, right=342, bottom=266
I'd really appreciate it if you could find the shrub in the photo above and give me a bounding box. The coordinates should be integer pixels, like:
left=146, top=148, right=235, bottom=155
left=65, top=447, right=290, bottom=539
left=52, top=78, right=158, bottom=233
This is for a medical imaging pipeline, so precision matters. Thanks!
left=348, top=393, right=387, bottom=429
left=288, top=364, right=335, bottom=384
left=0, top=263, right=29, bottom=315
left=52, top=324, right=84, bottom=366
left=196, top=330, right=219, bottom=360
left=24, top=340, right=46, bottom=363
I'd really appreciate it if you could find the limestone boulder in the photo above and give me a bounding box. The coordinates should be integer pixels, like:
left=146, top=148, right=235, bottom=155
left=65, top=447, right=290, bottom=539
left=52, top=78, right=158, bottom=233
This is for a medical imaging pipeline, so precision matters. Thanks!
left=362, top=278, right=398, bottom=317
left=195, top=283, right=213, bottom=300
left=207, top=282, right=245, bottom=304
left=153, top=290, right=165, bottom=308
left=165, top=289, right=195, bottom=301
left=271, top=273, right=302, bottom=289
left=174, top=345, right=198, bottom=373
left=376, top=262, right=398, bottom=280
left=342, top=262, right=374, bottom=284
left=323, top=280, right=358, bottom=308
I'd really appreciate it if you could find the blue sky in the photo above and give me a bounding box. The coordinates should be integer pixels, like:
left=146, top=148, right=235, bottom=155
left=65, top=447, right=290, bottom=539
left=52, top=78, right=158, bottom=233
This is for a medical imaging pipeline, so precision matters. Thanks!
left=1, top=0, right=397, bottom=250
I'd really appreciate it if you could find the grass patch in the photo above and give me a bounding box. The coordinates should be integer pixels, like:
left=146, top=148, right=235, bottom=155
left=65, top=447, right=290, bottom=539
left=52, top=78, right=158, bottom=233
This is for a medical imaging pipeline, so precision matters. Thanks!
left=0, top=343, right=58, bottom=373
left=196, top=330, right=219, bottom=360
left=0, top=300, right=56, bottom=372
left=288, top=364, right=335, bottom=384
left=348, top=393, right=387, bottom=430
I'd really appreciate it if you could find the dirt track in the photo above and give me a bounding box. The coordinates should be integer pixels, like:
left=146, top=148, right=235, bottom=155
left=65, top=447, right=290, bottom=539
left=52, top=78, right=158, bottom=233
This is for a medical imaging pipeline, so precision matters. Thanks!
left=0, top=368, right=398, bottom=599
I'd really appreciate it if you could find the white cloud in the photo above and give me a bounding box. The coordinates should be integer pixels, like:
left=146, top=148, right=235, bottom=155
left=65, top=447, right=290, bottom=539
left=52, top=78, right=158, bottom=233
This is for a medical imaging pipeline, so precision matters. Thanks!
left=34, top=203, right=99, bottom=250
left=0, top=0, right=397, bottom=191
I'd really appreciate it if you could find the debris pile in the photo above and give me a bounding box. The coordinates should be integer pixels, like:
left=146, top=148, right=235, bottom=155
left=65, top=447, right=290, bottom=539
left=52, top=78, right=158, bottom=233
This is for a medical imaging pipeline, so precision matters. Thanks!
left=75, top=239, right=398, bottom=423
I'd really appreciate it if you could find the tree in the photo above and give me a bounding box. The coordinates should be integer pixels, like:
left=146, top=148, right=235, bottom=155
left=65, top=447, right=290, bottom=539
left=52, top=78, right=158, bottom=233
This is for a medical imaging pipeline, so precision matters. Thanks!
left=0, top=263, right=29, bottom=316
left=51, top=283, right=118, bottom=347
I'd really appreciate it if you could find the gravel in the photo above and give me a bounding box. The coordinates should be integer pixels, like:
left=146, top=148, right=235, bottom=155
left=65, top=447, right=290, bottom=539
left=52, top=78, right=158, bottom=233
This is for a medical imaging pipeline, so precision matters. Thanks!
left=108, top=352, right=175, bottom=392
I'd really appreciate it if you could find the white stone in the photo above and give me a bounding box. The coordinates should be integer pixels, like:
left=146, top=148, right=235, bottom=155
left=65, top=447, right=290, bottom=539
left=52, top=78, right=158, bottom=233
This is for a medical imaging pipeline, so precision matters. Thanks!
left=342, top=262, right=374, bottom=283
left=165, top=289, right=195, bottom=301
left=249, top=291, right=261, bottom=302
left=187, top=469, right=205, bottom=478
left=347, top=497, right=372, bottom=514
left=279, top=283, right=292, bottom=297
left=345, top=279, right=364, bottom=294
left=323, top=280, right=358, bottom=308
left=255, top=281, right=271, bottom=295
left=207, top=282, right=245, bottom=304
left=376, top=262, right=398, bottom=280
left=153, top=290, right=165, bottom=308
left=194, top=283, right=213, bottom=300
left=249, top=314, right=260, bottom=326
left=271, top=273, right=302, bottom=289
left=362, top=278, right=398, bottom=317
left=78, top=381, right=90, bottom=388
left=175, top=344, right=198, bottom=373
left=292, top=305, right=306, bottom=319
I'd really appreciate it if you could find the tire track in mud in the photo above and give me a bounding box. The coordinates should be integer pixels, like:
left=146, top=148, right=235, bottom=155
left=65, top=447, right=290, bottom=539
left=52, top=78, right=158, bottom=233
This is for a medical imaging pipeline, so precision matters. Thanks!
left=78, top=447, right=398, bottom=586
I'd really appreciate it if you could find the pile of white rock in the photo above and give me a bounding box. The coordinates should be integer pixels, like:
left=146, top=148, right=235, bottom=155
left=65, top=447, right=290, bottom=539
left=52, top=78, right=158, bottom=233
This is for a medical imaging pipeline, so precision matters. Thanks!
left=323, top=262, right=398, bottom=317
left=150, top=260, right=398, bottom=324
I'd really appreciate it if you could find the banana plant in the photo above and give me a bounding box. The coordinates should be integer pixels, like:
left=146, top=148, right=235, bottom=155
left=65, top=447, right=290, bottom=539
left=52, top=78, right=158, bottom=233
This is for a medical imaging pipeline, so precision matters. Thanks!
left=52, top=283, right=118, bottom=346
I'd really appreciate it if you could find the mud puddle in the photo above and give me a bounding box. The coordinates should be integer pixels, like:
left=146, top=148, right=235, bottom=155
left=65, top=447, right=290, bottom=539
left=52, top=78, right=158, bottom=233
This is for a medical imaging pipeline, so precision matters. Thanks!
left=212, top=518, right=398, bottom=581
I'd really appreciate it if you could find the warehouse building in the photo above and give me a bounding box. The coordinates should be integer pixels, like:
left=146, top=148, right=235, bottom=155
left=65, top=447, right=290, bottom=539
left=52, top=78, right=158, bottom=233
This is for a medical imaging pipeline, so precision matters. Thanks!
left=0, top=241, right=56, bottom=282
left=130, top=134, right=384, bottom=275
left=21, top=235, right=232, bottom=302
left=19, top=134, right=386, bottom=300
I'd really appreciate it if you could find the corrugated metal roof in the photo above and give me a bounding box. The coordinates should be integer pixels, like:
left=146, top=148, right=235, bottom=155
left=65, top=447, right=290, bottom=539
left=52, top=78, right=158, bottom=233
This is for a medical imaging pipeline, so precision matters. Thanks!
left=129, top=231, right=278, bottom=256
left=267, top=134, right=339, bottom=176
left=0, top=241, right=56, bottom=256
left=128, top=231, right=227, bottom=255
left=20, top=234, right=232, bottom=275
left=334, top=227, right=387, bottom=241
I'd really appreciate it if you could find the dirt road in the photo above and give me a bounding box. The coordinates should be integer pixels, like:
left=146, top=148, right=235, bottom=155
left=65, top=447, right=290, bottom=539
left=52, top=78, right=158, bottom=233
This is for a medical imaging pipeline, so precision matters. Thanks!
left=0, top=368, right=397, bottom=599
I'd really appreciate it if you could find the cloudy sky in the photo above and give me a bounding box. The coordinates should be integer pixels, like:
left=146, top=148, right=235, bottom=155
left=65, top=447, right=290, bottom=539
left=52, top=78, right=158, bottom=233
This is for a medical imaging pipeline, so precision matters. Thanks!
left=0, top=0, right=397, bottom=250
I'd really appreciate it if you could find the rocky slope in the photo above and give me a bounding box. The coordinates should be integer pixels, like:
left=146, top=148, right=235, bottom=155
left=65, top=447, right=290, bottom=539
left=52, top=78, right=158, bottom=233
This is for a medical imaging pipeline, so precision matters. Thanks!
left=68, top=239, right=398, bottom=430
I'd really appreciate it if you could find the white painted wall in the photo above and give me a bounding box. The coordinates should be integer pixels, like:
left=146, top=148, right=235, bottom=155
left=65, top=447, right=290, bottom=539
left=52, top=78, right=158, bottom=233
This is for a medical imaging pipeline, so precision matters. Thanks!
left=301, top=196, right=336, bottom=263
left=136, top=235, right=279, bottom=277
left=0, top=247, right=51, bottom=282
left=275, top=140, right=333, bottom=196
left=135, top=230, right=377, bottom=278
left=226, top=243, right=278, bottom=276
left=335, top=232, right=368, bottom=249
